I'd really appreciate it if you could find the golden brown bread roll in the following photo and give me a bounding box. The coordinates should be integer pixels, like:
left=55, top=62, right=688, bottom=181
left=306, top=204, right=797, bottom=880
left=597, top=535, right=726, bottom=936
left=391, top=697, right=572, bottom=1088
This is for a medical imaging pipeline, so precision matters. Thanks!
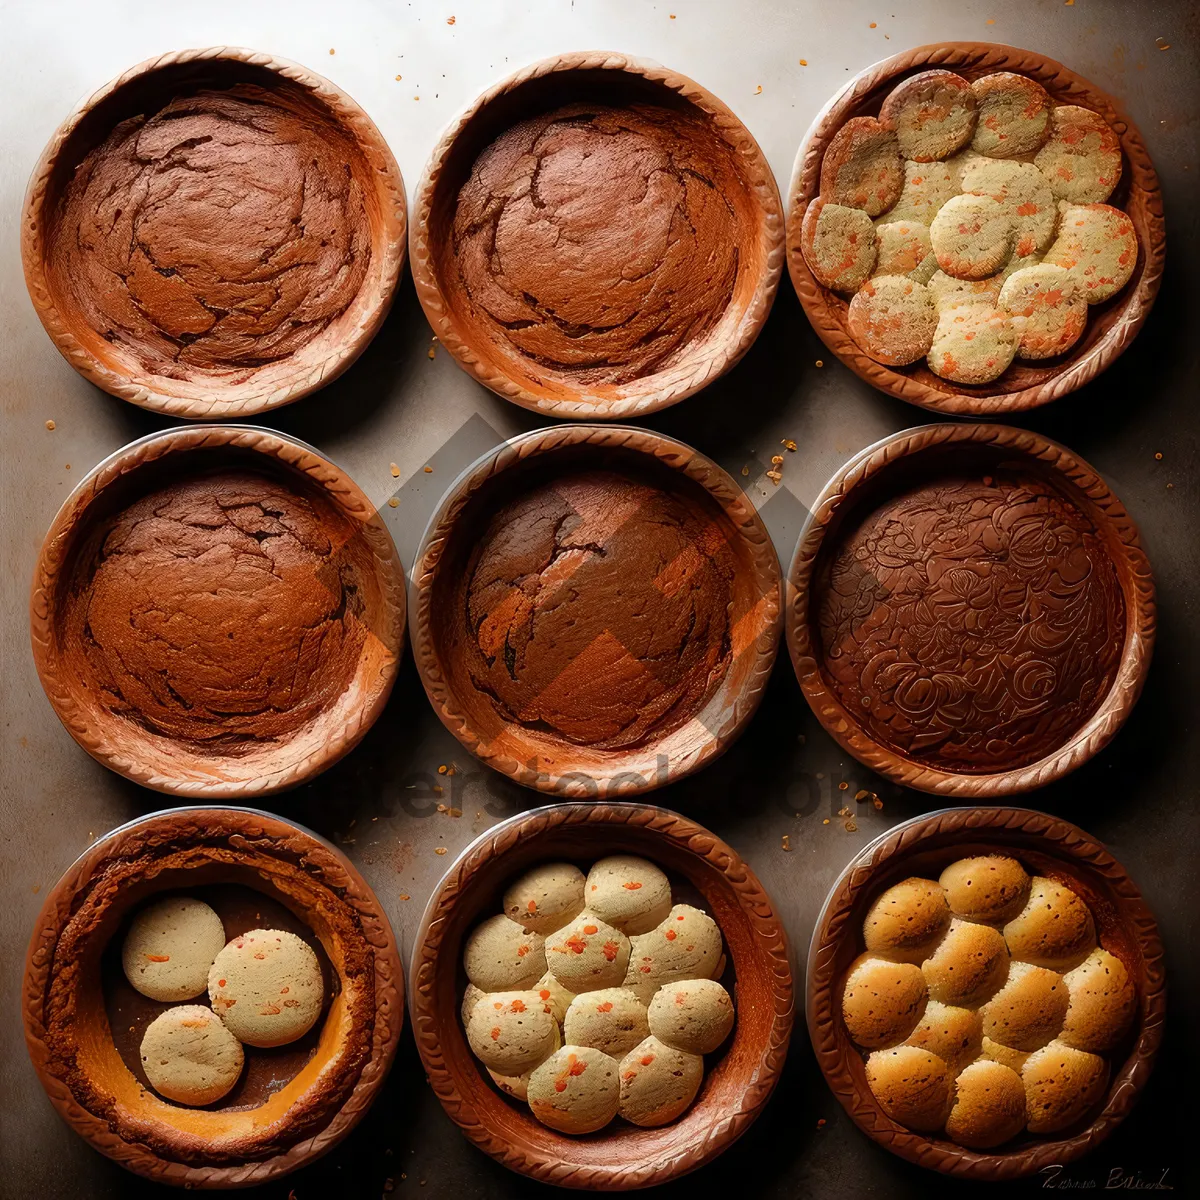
left=944, top=1059, right=1027, bottom=1149
left=1059, top=948, right=1137, bottom=1053
left=842, top=954, right=928, bottom=1049
left=865, top=1046, right=953, bottom=1131
left=863, top=877, right=951, bottom=963
left=1004, top=877, right=1096, bottom=972
left=1023, top=1040, right=1109, bottom=1133
left=980, top=961, right=1069, bottom=1051
left=922, top=918, right=1009, bottom=1007
left=903, top=1000, right=982, bottom=1075
left=939, top=856, right=1031, bottom=925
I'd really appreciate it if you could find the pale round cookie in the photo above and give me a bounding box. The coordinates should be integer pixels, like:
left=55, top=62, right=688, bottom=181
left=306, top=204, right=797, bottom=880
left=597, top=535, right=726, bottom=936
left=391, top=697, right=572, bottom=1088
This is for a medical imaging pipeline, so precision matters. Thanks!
left=880, top=70, right=977, bottom=162
left=981, top=1034, right=1031, bottom=1075
left=945, top=1060, right=1027, bottom=1149
left=980, top=961, right=1070, bottom=1051
left=467, top=990, right=561, bottom=1075
left=208, top=929, right=323, bottom=1048
left=1004, top=877, right=1096, bottom=971
left=930, top=193, right=1014, bottom=279
left=842, top=954, right=928, bottom=1049
left=928, top=270, right=1003, bottom=309
left=971, top=72, right=1053, bottom=157
left=563, top=987, right=649, bottom=1058
left=873, top=221, right=934, bottom=278
left=1000, top=263, right=1087, bottom=359
left=532, top=970, right=576, bottom=1025
left=903, top=1000, right=983, bottom=1076
left=881, top=159, right=958, bottom=225
left=621, top=904, right=723, bottom=1004
left=488, top=1066, right=534, bottom=1101
left=140, top=1005, right=244, bottom=1106
left=865, top=1046, right=953, bottom=1131
left=528, top=1045, right=620, bottom=1134
left=1059, top=948, right=1137, bottom=1053
left=647, top=978, right=735, bottom=1056
left=939, top=856, right=1031, bottom=925
left=928, top=301, right=1018, bottom=384
left=922, top=919, right=1009, bottom=1008
left=584, top=855, right=672, bottom=935
left=800, top=199, right=877, bottom=293
left=463, top=914, right=546, bottom=992
left=1023, top=1040, right=1110, bottom=1133
left=849, top=277, right=938, bottom=366
left=1042, top=202, right=1138, bottom=304
left=546, top=914, right=631, bottom=993
left=862, top=876, right=951, bottom=962
left=503, top=862, right=586, bottom=936
left=959, top=158, right=1058, bottom=258
left=617, top=1035, right=704, bottom=1127
left=820, top=116, right=904, bottom=216
left=122, top=896, right=226, bottom=1002
left=1034, top=105, right=1123, bottom=203
left=461, top=982, right=487, bottom=1027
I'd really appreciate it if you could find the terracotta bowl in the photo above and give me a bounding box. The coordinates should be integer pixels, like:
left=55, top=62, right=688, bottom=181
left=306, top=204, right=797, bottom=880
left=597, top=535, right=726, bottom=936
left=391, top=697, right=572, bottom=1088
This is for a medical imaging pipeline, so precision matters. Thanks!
left=807, top=806, right=1166, bottom=1179
left=411, top=51, right=784, bottom=420
left=786, top=42, right=1165, bottom=415
left=409, top=801, right=793, bottom=1189
left=22, top=46, right=407, bottom=419
left=411, top=424, right=783, bottom=797
left=23, top=806, right=404, bottom=1188
left=786, top=423, right=1154, bottom=796
left=31, top=425, right=406, bottom=798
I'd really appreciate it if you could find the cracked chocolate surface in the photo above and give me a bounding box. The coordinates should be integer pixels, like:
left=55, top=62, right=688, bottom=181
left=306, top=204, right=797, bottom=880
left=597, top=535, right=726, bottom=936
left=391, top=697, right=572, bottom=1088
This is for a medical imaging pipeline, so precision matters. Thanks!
left=49, top=86, right=371, bottom=381
left=61, top=469, right=367, bottom=747
left=453, top=470, right=735, bottom=749
left=447, top=103, right=742, bottom=388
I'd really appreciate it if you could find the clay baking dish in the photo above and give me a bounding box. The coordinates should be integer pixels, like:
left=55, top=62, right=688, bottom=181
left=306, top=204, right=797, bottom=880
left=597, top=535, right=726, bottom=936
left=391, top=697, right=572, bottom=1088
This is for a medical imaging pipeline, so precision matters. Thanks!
left=30, top=425, right=405, bottom=797
left=23, top=806, right=404, bottom=1188
left=807, top=806, right=1165, bottom=1179
left=786, top=423, right=1154, bottom=796
left=411, top=425, right=782, bottom=797
left=410, top=51, right=784, bottom=420
left=22, top=46, right=407, bottom=419
left=409, top=801, right=793, bottom=1188
left=786, top=42, right=1165, bottom=415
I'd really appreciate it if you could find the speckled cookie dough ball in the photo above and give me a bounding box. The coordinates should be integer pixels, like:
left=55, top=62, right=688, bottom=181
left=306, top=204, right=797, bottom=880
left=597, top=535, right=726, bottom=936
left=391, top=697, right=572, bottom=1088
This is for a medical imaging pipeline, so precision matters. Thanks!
left=882, top=159, right=958, bottom=226
left=981, top=1035, right=1031, bottom=1074
left=546, top=915, right=631, bottom=993
left=467, top=990, right=561, bottom=1075
left=648, top=978, right=735, bottom=1056
left=563, top=987, right=650, bottom=1058
left=1059, top=948, right=1136, bottom=1053
left=903, top=1000, right=982, bottom=1075
left=528, top=1045, right=620, bottom=1134
left=945, top=1060, right=1027, bottom=1149
left=1023, top=1040, right=1110, bottom=1133
left=865, top=1046, right=953, bottom=1131
left=959, top=158, right=1058, bottom=258
left=622, top=905, right=724, bottom=1003
left=618, top=1035, right=704, bottom=1127
left=462, top=982, right=487, bottom=1027
left=502, top=862, right=586, bottom=936
left=970, top=72, right=1052, bottom=158
left=800, top=199, right=877, bottom=293
left=1034, top=105, right=1123, bottom=203
left=463, top=914, right=546, bottom=992
left=873, top=221, right=934, bottom=278
left=1000, top=264, right=1087, bottom=359
left=208, top=929, right=323, bottom=1048
left=848, top=277, right=938, bottom=366
left=930, top=193, right=1014, bottom=280
left=122, top=896, right=226, bottom=1002
left=862, top=876, right=951, bottom=962
left=928, top=300, right=1018, bottom=384
left=1042, top=203, right=1138, bottom=305
left=940, top=856, right=1032, bottom=926
left=1004, top=877, right=1096, bottom=972
left=488, top=1066, right=534, bottom=1101
left=922, top=918, right=1009, bottom=1008
left=140, top=1005, right=244, bottom=1106
left=532, top=970, right=575, bottom=1025
left=980, top=961, right=1069, bottom=1051
left=880, top=70, right=977, bottom=162
left=584, top=856, right=672, bottom=935
left=842, top=954, right=928, bottom=1049
left=820, top=116, right=904, bottom=216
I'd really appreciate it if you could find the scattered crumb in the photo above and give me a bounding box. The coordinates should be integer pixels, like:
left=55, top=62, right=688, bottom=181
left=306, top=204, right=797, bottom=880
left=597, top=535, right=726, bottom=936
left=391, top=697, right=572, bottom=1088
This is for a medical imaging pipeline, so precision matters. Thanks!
left=414, top=95, right=421, bottom=101
left=438, top=764, right=448, bottom=775
left=64, top=464, right=70, bottom=470
left=432, top=784, right=444, bottom=796
left=817, top=1117, right=827, bottom=1128
left=31, top=884, right=40, bottom=893
left=388, top=497, right=400, bottom=508
left=329, top=48, right=335, bottom=55
left=823, top=818, right=830, bottom=825
left=782, top=834, right=791, bottom=851
left=1155, top=452, right=1163, bottom=460
left=799, top=59, right=808, bottom=66
left=396, top=74, right=402, bottom=81
left=873, top=797, right=884, bottom=810
left=838, top=781, right=849, bottom=791
left=845, top=820, right=858, bottom=832
left=399, top=894, right=410, bottom=901
left=869, top=22, right=877, bottom=28
left=1156, top=37, right=1170, bottom=50
left=754, top=85, right=763, bottom=95
left=449, top=808, right=462, bottom=818
left=435, top=847, right=448, bottom=856
left=781, top=438, right=797, bottom=452
left=447, top=14, right=456, bottom=23
left=390, top=462, right=400, bottom=478
left=986, top=17, right=995, bottom=23
left=838, top=807, right=852, bottom=818
left=45, top=419, right=56, bottom=430
left=741, top=464, right=750, bottom=476
left=424, top=465, right=433, bottom=473
left=854, top=789, right=870, bottom=801
left=670, top=12, right=676, bottom=17
left=815, top=360, right=824, bottom=368
left=437, top=803, right=447, bottom=813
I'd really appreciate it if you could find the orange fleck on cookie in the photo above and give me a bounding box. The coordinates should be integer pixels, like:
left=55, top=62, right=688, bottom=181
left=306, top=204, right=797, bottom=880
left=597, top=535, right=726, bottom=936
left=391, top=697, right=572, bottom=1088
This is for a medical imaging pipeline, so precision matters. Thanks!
left=1042, top=203, right=1138, bottom=304
left=930, top=193, right=1014, bottom=279
left=848, top=276, right=938, bottom=365
left=873, top=221, right=933, bottom=277
left=800, top=198, right=877, bottom=293
left=999, top=263, right=1087, bottom=359
left=881, top=159, right=957, bottom=225
left=928, top=300, right=1018, bottom=384
left=1034, top=105, right=1123, bottom=203
left=970, top=72, right=1052, bottom=157
left=879, top=70, right=977, bottom=162
left=819, top=116, right=904, bottom=215
left=959, top=158, right=1058, bottom=258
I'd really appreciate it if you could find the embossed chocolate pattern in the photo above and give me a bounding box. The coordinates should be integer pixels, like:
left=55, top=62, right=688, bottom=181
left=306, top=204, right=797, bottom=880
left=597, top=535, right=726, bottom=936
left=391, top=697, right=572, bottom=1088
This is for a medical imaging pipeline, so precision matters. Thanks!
left=815, top=472, right=1124, bottom=772
left=48, top=87, right=371, bottom=381
left=447, top=103, right=741, bottom=388
left=451, top=470, right=735, bottom=749
left=60, top=469, right=367, bottom=747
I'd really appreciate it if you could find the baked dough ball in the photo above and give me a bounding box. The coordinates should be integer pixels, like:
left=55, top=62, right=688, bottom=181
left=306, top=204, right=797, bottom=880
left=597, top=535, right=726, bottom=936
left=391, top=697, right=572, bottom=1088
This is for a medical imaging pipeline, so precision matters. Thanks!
left=903, top=1000, right=982, bottom=1076
left=980, top=1035, right=1031, bottom=1075
left=584, top=856, right=672, bottom=935
left=563, top=987, right=650, bottom=1059
left=617, top=1035, right=704, bottom=1127
left=503, top=862, right=586, bottom=936
left=873, top=221, right=933, bottom=278
left=882, top=159, right=957, bottom=226
left=622, top=905, right=723, bottom=1003
left=922, top=919, right=1009, bottom=1008
left=928, top=299, right=1018, bottom=384
left=848, top=277, right=938, bottom=366
left=1059, top=948, right=1136, bottom=1053
left=980, top=961, right=1069, bottom=1051
left=959, top=158, right=1058, bottom=259
left=862, top=876, right=951, bottom=962
left=546, top=914, right=631, bottom=993
left=842, top=954, right=928, bottom=1049
left=532, top=970, right=575, bottom=1025
left=1004, top=877, right=1096, bottom=972
left=865, top=1046, right=953, bottom=1131
left=971, top=72, right=1052, bottom=157
left=1000, top=263, right=1088, bottom=360
left=880, top=70, right=977, bottom=162
left=801, top=199, right=877, bottom=293
left=930, top=193, right=1013, bottom=280
left=1023, top=1040, right=1109, bottom=1133
left=208, top=929, right=323, bottom=1048
left=467, top=990, right=560, bottom=1075
left=648, top=978, right=735, bottom=1056
left=528, top=1045, right=619, bottom=1134
left=820, top=116, right=904, bottom=216
left=945, top=1060, right=1027, bottom=1149
left=1034, top=106, right=1123, bottom=203
left=463, top=914, right=546, bottom=992
left=461, top=982, right=487, bottom=1027
left=1042, top=203, right=1138, bottom=305
left=940, top=856, right=1031, bottom=926
left=122, top=896, right=225, bottom=1002
left=140, top=1005, right=244, bottom=1106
